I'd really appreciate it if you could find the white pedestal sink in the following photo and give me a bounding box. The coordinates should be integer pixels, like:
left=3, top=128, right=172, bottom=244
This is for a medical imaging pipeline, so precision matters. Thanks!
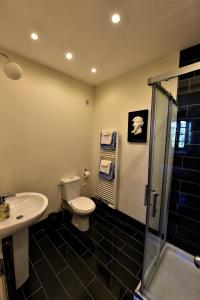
left=0, top=193, right=48, bottom=289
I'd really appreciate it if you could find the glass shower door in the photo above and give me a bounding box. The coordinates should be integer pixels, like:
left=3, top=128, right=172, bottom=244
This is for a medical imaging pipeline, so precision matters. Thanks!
left=141, top=84, right=176, bottom=294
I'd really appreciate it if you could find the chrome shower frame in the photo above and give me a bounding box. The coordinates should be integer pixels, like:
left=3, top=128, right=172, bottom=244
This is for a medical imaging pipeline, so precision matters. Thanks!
left=137, top=61, right=200, bottom=299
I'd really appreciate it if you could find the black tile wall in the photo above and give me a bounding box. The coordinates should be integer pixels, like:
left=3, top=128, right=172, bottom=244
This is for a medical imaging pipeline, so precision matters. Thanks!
left=167, top=44, right=200, bottom=256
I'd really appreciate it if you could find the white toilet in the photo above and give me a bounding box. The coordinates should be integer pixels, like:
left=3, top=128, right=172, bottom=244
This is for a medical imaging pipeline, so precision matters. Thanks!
left=61, top=176, right=96, bottom=231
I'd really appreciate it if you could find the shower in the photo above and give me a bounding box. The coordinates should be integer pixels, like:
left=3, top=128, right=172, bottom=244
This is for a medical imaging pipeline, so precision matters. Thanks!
left=134, top=61, right=200, bottom=300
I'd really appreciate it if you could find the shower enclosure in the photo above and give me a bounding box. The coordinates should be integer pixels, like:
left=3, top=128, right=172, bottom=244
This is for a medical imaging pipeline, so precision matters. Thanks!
left=135, top=62, right=200, bottom=300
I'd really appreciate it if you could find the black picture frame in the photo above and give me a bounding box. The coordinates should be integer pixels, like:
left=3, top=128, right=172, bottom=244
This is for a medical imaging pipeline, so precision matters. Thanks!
left=128, top=109, right=148, bottom=142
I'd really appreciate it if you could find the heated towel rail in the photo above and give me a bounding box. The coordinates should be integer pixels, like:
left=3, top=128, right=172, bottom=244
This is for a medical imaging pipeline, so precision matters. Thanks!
left=97, top=131, right=120, bottom=209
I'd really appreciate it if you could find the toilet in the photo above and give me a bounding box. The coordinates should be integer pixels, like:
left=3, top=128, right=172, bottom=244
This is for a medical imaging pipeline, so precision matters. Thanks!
left=61, top=176, right=96, bottom=231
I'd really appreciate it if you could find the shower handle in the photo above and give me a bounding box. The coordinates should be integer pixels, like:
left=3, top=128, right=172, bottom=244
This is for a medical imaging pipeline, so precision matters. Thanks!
left=151, top=190, right=159, bottom=218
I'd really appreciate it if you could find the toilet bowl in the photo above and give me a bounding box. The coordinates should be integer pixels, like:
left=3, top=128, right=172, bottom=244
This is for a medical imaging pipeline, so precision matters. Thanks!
left=61, top=176, right=96, bottom=231
left=69, top=197, right=95, bottom=231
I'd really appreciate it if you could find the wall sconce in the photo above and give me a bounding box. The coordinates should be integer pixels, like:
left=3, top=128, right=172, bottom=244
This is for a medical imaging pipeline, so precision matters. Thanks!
left=0, top=52, right=23, bottom=80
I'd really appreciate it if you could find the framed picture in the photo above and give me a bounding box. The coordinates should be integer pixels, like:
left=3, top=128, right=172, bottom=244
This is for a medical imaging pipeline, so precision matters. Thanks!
left=128, top=109, right=148, bottom=142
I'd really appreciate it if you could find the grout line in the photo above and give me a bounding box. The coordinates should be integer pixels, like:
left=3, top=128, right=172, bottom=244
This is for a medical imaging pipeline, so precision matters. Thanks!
left=171, top=189, right=200, bottom=199
left=182, top=155, right=200, bottom=160
left=97, top=211, right=144, bottom=235
left=57, top=227, right=129, bottom=297
left=26, top=287, right=43, bottom=300
left=30, top=228, right=44, bottom=237
left=65, top=223, right=141, bottom=277
left=175, top=202, right=200, bottom=213
left=33, top=236, right=46, bottom=243
left=168, top=232, right=200, bottom=249
left=110, top=226, right=117, bottom=233
left=106, top=255, right=141, bottom=285
left=120, top=288, right=128, bottom=300
left=33, top=216, right=142, bottom=296
left=168, top=220, right=200, bottom=237
left=85, top=276, right=96, bottom=288
left=113, top=226, right=145, bottom=248
left=65, top=217, right=144, bottom=257
left=97, top=236, right=104, bottom=243
left=42, top=232, right=95, bottom=300
left=136, top=265, right=143, bottom=279
left=93, top=218, right=144, bottom=255
left=80, top=249, right=89, bottom=257
left=21, top=286, right=26, bottom=300
left=106, top=256, right=113, bottom=266
left=120, top=242, right=127, bottom=250
left=169, top=210, right=200, bottom=225
left=179, top=178, right=200, bottom=187
left=179, top=102, right=200, bottom=108
left=94, top=221, right=127, bottom=244
left=33, top=237, right=73, bottom=300
left=93, top=227, right=142, bottom=266
left=29, top=258, right=50, bottom=300
left=56, top=266, right=68, bottom=276
left=32, top=257, right=44, bottom=265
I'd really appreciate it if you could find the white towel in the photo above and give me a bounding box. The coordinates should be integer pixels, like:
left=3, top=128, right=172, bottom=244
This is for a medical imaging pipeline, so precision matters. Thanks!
left=100, top=160, right=112, bottom=175
left=101, top=130, right=113, bottom=145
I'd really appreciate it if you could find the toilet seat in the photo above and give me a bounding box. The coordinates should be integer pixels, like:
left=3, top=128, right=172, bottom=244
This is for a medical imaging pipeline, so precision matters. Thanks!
left=69, top=197, right=95, bottom=212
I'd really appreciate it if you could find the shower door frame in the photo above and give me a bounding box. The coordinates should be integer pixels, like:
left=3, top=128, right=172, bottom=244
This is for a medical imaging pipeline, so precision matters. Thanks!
left=139, top=61, right=200, bottom=297
left=141, top=83, right=175, bottom=293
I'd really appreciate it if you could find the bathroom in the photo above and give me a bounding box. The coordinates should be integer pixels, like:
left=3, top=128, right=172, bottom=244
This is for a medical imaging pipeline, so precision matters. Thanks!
left=0, top=1, right=200, bottom=299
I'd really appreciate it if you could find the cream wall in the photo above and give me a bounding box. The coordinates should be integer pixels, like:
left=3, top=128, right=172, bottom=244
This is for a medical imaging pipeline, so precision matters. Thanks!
left=0, top=50, right=179, bottom=223
left=0, top=52, right=94, bottom=217
left=91, top=53, right=179, bottom=224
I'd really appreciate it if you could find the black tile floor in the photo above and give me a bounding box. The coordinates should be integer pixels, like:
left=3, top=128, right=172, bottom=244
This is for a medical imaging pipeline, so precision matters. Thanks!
left=16, top=204, right=145, bottom=300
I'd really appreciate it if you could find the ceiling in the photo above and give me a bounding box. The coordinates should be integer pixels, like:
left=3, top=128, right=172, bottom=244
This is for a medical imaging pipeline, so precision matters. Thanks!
left=0, top=0, right=200, bottom=86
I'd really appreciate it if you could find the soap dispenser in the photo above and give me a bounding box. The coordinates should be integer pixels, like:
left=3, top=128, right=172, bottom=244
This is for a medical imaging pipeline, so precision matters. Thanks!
left=0, top=196, right=10, bottom=221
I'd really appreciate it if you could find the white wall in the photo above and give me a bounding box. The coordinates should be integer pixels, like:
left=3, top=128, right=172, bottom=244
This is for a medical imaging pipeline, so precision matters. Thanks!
left=0, top=50, right=179, bottom=223
left=0, top=52, right=94, bottom=217
left=91, top=53, right=179, bottom=224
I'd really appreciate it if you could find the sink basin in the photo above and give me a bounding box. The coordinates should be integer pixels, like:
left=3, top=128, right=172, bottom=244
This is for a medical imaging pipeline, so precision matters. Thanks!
left=0, top=192, right=48, bottom=289
left=0, top=192, right=48, bottom=240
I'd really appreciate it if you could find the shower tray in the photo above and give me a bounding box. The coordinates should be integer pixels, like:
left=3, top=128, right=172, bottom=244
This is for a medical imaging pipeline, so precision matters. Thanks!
left=135, top=243, right=200, bottom=300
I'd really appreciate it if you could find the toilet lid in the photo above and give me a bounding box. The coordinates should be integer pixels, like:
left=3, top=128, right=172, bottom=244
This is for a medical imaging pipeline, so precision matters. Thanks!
left=70, top=197, right=95, bottom=212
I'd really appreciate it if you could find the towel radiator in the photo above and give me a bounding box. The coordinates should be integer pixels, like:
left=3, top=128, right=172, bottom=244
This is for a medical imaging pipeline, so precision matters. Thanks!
left=97, top=131, right=120, bottom=209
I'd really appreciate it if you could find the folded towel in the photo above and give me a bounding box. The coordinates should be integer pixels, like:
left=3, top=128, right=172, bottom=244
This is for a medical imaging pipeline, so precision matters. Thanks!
left=101, top=130, right=113, bottom=145
left=101, top=131, right=117, bottom=150
left=99, top=159, right=112, bottom=175
left=99, top=163, right=115, bottom=181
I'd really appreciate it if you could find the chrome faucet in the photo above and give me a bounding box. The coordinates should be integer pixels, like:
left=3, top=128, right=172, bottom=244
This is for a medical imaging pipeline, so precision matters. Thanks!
left=0, top=193, right=16, bottom=204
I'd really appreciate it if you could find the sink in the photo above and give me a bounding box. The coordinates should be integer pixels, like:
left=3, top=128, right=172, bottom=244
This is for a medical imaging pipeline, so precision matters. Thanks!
left=0, top=192, right=48, bottom=240
left=0, top=192, right=48, bottom=289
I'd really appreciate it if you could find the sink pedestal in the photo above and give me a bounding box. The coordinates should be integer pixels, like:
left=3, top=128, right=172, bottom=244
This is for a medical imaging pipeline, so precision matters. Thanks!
left=13, top=228, right=29, bottom=289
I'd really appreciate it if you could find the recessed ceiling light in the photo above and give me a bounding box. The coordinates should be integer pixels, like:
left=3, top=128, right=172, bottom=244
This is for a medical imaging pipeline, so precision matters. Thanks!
left=65, top=52, right=73, bottom=60
left=91, top=68, right=97, bottom=74
left=111, top=13, right=121, bottom=24
left=30, top=32, right=39, bottom=40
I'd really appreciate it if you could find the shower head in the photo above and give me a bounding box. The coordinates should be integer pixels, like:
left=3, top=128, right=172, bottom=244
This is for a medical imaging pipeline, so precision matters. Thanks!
left=0, top=52, right=23, bottom=80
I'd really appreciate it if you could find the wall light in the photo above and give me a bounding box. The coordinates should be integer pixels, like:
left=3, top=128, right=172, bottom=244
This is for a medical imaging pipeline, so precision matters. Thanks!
left=0, top=52, right=23, bottom=80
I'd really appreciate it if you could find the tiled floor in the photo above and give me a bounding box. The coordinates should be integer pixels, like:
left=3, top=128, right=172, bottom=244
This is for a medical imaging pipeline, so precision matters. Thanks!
left=16, top=203, right=145, bottom=300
